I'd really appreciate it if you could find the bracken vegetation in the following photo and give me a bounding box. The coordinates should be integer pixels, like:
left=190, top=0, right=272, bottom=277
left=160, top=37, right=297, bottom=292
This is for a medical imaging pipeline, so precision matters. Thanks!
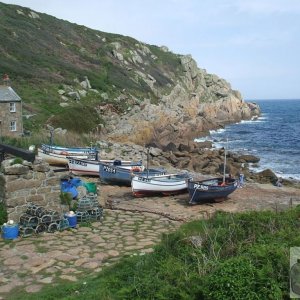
left=0, top=2, right=184, bottom=135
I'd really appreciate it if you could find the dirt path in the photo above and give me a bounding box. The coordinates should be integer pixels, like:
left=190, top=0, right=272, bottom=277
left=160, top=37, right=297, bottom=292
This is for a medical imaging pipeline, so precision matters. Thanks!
left=100, top=181, right=300, bottom=221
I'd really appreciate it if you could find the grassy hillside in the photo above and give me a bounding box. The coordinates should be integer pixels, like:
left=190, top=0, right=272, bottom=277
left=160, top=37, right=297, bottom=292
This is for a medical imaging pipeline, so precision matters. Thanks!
left=0, top=2, right=183, bottom=133
left=10, top=206, right=300, bottom=299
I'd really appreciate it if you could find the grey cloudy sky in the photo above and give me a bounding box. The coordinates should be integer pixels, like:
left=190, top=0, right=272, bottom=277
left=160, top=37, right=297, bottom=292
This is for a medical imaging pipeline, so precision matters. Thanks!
left=2, top=0, right=300, bottom=100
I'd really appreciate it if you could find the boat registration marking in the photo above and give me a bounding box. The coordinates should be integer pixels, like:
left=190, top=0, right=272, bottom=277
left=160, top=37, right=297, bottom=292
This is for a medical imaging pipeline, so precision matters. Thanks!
left=69, top=159, right=87, bottom=167
left=103, top=166, right=116, bottom=173
left=194, top=184, right=209, bottom=190
left=137, top=177, right=151, bottom=182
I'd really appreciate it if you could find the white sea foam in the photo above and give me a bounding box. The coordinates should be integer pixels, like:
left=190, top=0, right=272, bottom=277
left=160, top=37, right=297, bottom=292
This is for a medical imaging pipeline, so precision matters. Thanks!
left=240, top=120, right=266, bottom=124
left=194, top=137, right=207, bottom=142
left=194, top=136, right=215, bottom=143
left=258, top=116, right=268, bottom=120
left=209, top=128, right=226, bottom=135
left=274, top=172, right=300, bottom=181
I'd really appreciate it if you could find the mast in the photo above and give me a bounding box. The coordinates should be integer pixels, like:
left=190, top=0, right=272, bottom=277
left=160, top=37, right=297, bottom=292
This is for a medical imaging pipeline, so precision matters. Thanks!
left=49, top=126, right=54, bottom=150
left=223, top=138, right=228, bottom=183
left=146, top=147, right=150, bottom=178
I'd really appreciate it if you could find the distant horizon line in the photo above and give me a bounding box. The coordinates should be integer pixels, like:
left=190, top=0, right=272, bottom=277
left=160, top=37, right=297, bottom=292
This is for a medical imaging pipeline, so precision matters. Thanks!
left=245, top=98, right=300, bottom=101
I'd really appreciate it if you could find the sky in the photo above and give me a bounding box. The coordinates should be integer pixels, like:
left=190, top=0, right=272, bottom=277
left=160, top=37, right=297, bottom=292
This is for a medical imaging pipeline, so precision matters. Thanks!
left=2, top=0, right=300, bottom=100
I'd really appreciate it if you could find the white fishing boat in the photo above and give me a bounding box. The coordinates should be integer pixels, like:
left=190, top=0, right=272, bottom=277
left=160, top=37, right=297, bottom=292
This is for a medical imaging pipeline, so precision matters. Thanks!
left=37, top=148, right=92, bottom=166
left=68, top=157, right=144, bottom=176
left=41, top=144, right=97, bottom=156
left=131, top=173, right=190, bottom=197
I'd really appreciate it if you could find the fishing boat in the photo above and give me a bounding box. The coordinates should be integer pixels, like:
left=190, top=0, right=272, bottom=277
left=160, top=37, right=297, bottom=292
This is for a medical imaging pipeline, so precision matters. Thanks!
left=41, top=144, right=97, bottom=156
left=37, top=148, right=92, bottom=166
left=99, top=162, right=165, bottom=186
left=68, top=157, right=144, bottom=176
left=187, top=177, right=238, bottom=204
left=131, top=173, right=191, bottom=197
left=188, top=137, right=238, bottom=204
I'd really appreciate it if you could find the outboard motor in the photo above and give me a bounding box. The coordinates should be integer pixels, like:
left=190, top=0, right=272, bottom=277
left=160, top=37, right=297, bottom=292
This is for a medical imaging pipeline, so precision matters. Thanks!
left=113, top=160, right=122, bottom=166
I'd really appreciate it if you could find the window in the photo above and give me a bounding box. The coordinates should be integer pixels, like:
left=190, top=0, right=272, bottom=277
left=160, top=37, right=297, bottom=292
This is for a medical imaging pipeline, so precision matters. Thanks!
left=10, top=121, right=16, bottom=131
left=9, top=102, right=16, bottom=112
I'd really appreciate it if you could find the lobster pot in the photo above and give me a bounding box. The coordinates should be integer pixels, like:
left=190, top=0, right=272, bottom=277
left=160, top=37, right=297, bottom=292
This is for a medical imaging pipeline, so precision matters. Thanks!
left=88, top=207, right=103, bottom=220
left=59, top=218, right=70, bottom=231
left=26, top=203, right=41, bottom=216
left=1, top=224, right=19, bottom=240
left=88, top=193, right=99, bottom=207
left=40, top=211, right=60, bottom=223
left=64, top=213, right=77, bottom=228
left=19, top=214, right=39, bottom=227
left=77, top=197, right=94, bottom=211
left=19, top=227, right=35, bottom=238
left=76, top=211, right=90, bottom=223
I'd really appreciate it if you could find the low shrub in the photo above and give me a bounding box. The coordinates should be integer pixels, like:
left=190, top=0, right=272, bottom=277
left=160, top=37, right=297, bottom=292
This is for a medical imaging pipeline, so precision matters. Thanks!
left=0, top=203, right=7, bottom=224
left=10, top=157, right=23, bottom=165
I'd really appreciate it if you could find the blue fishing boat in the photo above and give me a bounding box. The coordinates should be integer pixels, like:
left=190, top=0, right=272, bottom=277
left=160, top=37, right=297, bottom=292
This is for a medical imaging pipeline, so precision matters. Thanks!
left=68, top=157, right=144, bottom=176
left=99, top=162, right=165, bottom=186
left=187, top=177, right=238, bottom=204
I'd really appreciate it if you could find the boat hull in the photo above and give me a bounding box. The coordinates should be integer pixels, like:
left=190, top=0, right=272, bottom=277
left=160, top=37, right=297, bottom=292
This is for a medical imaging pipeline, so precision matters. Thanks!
left=37, top=149, right=91, bottom=166
left=131, top=174, right=190, bottom=197
left=100, top=163, right=165, bottom=186
left=41, top=144, right=97, bottom=156
left=188, top=177, right=238, bottom=204
left=68, top=157, right=143, bottom=176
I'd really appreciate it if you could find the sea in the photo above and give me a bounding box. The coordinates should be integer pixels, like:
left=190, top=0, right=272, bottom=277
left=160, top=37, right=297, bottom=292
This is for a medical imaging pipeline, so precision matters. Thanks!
left=195, top=99, right=300, bottom=181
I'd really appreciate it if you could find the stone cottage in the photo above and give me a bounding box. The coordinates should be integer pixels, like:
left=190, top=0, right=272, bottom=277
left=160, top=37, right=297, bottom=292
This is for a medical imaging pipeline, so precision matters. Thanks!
left=0, top=75, right=23, bottom=137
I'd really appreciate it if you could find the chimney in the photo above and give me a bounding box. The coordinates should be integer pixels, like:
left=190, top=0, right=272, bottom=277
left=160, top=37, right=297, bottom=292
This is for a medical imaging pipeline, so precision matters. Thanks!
left=2, top=74, right=11, bottom=86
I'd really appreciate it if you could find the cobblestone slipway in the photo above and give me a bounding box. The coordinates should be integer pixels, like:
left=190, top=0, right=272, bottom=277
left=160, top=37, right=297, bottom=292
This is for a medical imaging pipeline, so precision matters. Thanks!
left=0, top=209, right=180, bottom=298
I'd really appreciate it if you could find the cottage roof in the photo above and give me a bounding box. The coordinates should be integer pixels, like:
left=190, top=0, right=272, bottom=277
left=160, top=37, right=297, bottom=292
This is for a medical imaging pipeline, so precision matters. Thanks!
left=0, top=86, right=21, bottom=102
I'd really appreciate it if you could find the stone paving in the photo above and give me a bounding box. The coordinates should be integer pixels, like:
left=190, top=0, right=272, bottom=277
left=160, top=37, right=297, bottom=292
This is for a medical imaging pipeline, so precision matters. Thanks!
left=0, top=209, right=180, bottom=299
left=1, top=178, right=299, bottom=299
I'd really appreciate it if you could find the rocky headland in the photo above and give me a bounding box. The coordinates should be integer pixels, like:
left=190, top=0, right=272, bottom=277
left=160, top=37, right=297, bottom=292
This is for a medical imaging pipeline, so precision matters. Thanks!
left=97, top=54, right=260, bottom=146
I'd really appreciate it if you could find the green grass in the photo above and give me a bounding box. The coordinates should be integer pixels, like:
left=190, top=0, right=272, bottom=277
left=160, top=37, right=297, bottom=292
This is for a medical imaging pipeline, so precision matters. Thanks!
left=0, top=2, right=231, bottom=137
left=9, top=206, right=300, bottom=299
left=0, top=203, right=7, bottom=224
left=0, top=2, right=195, bottom=135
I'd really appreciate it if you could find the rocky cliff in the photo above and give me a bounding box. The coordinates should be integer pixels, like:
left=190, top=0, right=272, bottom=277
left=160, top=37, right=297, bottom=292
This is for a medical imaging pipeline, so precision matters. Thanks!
left=100, top=54, right=260, bottom=145
left=0, top=2, right=259, bottom=141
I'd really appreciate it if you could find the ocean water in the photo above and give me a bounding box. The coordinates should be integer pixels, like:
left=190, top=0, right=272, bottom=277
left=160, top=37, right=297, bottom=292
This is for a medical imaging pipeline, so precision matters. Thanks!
left=195, top=99, right=300, bottom=180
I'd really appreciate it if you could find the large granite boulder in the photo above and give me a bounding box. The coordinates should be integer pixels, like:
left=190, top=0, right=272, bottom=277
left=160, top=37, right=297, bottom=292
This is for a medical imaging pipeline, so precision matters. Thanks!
left=238, top=154, right=260, bottom=163
left=254, top=169, right=278, bottom=184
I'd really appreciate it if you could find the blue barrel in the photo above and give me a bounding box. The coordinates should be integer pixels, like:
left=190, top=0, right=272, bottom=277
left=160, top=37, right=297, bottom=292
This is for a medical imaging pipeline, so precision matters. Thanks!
left=70, top=178, right=82, bottom=187
left=60, top=180, right=78, bottom=199
left=1, top=224, right=19, bottom=239
left=65, top=213, right=77, bottom=228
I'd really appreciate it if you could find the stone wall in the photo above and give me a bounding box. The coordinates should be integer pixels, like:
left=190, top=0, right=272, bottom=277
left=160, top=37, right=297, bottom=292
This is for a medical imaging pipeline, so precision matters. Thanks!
left=0, top=158, right=63, bottom=222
